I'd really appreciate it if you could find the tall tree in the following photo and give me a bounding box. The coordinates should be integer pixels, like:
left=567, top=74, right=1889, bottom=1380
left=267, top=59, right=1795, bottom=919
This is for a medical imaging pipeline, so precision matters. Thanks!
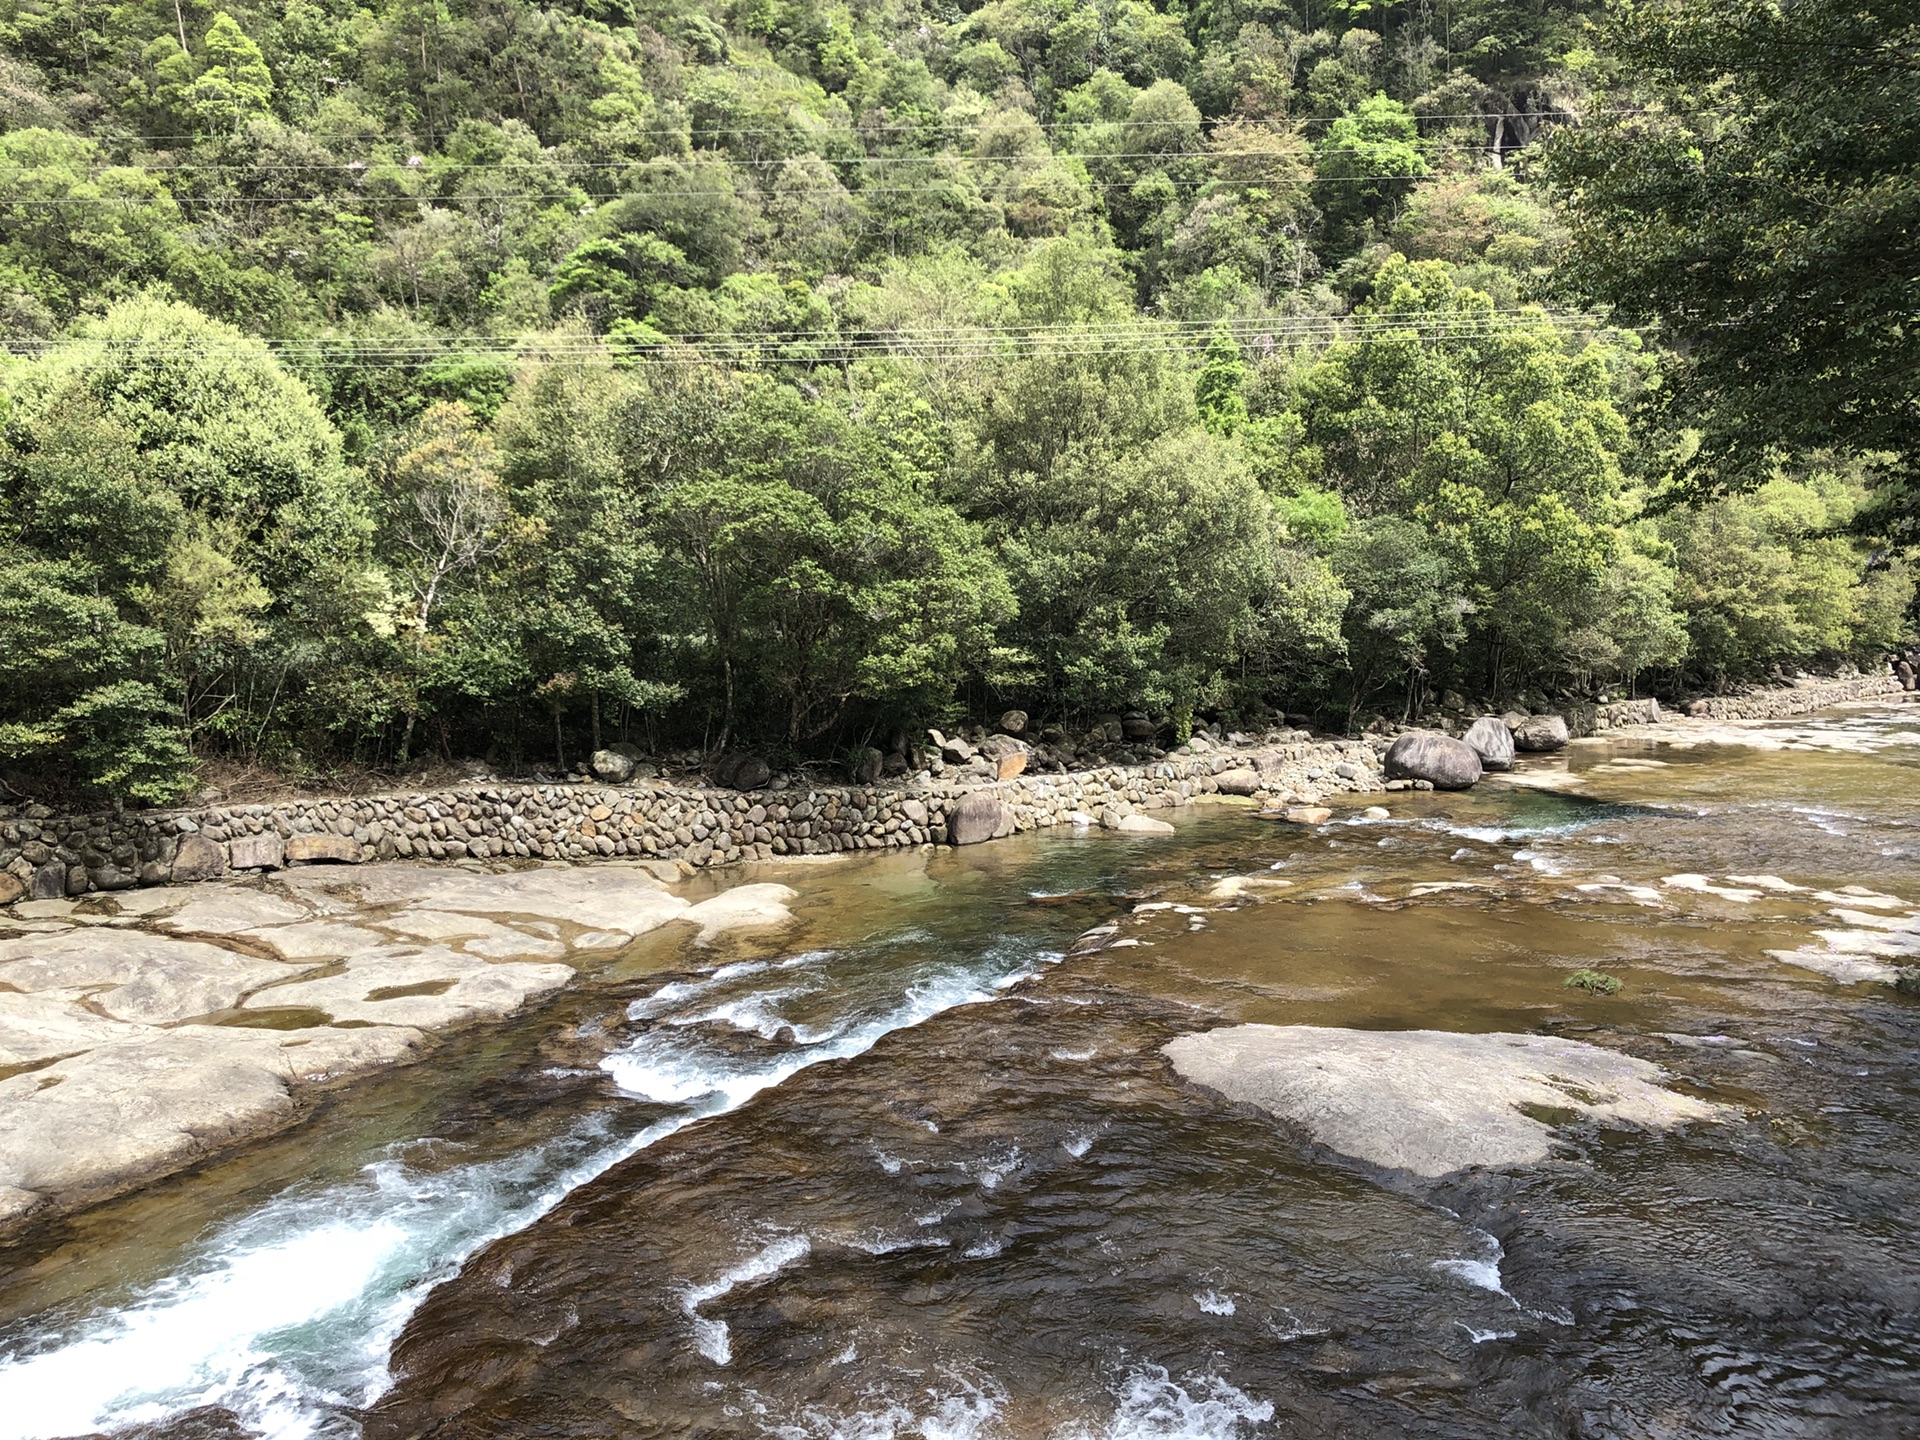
left=1546, top=1, right=1920, bottom=539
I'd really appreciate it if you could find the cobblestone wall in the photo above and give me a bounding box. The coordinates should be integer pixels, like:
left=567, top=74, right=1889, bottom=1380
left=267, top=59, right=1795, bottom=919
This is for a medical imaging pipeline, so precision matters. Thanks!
left=1683, top=674, right=1903, bottom=721
left=0, top=738, right=1384, bottom=903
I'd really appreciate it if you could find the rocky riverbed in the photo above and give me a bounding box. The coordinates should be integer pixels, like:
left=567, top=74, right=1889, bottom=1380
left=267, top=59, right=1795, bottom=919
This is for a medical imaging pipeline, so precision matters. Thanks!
left=0, top=862, right=799, bottom=1234
left=5, top=689, right=1920, bottom=1440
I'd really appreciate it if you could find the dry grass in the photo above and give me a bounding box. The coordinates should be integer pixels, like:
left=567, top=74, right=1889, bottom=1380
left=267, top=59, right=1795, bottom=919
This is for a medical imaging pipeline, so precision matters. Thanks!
left=186, top=756, right=496, bottom=807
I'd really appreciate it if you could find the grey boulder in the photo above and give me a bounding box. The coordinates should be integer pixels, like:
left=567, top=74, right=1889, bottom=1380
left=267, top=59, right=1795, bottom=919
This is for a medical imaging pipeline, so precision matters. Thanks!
left=1461, top=716, right=1516, bottom=772
left=1164, top=1024, right=1727, bottom=1177
left=711, top=753, right=772, bottom=790
left=948, top=792, right=1013, bottom=846
left=1383, top=731, right=1483, bottom=790
left=1513, top=714, right=1571, bottom=752
left=589, top=748, right=636, bottom=783
left=1213, top=767, right=1264, bottom=796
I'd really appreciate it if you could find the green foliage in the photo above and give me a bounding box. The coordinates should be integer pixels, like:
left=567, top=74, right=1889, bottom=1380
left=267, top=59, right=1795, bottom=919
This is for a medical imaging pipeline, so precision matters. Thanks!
left=1315, top=94, right=1428, bottom=251
left=1565, top=968, right=1623, bottom=996
left=0, top=0, right=1907, bottom=797
left=1546, top=1, right=1920, bottom=541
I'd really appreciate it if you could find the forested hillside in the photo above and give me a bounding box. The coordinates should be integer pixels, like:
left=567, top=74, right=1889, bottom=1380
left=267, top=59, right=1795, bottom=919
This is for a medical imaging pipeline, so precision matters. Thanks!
left=0, top=0, right=1910, bottom=801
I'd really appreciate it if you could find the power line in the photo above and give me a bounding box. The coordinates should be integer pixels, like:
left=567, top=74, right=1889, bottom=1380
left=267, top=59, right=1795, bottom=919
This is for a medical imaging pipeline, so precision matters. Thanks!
left=0, top=166, right=1486, bottom=206
left=67, top=107, right=1624, bottom=148
left=0, top=138, right=1514, bottom=177
left=4, top=312, right=1638, bottom=370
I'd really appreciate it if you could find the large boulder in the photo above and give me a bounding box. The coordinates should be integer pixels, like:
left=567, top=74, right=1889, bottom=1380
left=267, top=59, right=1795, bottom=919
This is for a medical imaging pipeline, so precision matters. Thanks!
left=1213, top=767, right=1263, bottom=796
left=997, top=709, right=1028, bottom=735
left=1382, top=731, right=1483, bottom=790
left=589, top=748, right=635, bottom=784
left=169, top=834, right=226, bottom=883
left=948, top=792, right=1013, bottom=846
left=1513, top=714, right=1571, bottom=752
left=1461, top=716, right=1516, bottom=772
left=284, top=834, right=364, bottom=865
left=711, top=753, right=772, bottom=790
left=227, top=833, right=286, bottom=871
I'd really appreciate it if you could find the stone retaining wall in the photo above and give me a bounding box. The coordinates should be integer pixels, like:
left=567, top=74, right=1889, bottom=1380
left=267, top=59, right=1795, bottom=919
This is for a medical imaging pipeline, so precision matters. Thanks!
left=1579, top=698, right=1664, bottom=735
left=0, top=738, right=1385, bottom=904
left=1682, top=673, right=1902, bottom=721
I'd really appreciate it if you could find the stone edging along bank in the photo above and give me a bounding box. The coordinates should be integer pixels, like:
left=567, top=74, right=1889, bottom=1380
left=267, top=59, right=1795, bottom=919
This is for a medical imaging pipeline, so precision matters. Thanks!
left=0, top=736, right=1391, bottom=903
left=1679, top=672, right=1903, bottom=721
left=0, top=680, right=1898, bottom=905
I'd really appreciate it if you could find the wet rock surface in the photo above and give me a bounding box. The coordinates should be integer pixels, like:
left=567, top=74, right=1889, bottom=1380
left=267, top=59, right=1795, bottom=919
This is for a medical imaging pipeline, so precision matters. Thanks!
left=0, top=861, right=788, bottom=1235
left=1163, top=1024, right=1729, bottom=1177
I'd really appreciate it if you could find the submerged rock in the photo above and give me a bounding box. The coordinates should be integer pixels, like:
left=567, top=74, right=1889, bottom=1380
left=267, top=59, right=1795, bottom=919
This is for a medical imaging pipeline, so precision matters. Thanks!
left=1462, top=716, right=1516, bottom=772
left=1164, top=1024, right=1727, bottom=1177
left=680, top=883, right=799, bottom=941
left=1383, top=731, right=1483, bottom=790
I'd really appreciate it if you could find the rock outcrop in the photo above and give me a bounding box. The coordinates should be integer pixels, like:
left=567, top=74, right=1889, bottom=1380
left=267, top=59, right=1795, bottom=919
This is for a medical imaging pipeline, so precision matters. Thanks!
left=1512, top=714, right=1571, bottom=752
left=1164, top=1024, right=1728, bottom=1177
left=1462, top=716, right=1515, bottom=771
left=1383, top=731, right=1483, bottom=790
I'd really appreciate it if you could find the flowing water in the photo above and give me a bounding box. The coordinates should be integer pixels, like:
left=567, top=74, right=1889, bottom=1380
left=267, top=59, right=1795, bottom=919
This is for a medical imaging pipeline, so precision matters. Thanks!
left=5, top=703, right=1920, bottom=1440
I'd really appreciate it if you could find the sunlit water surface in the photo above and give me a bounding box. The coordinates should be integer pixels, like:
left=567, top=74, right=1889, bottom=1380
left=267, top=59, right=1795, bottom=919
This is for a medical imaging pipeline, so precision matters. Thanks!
left=5, top=701, right=1920, bottom=1439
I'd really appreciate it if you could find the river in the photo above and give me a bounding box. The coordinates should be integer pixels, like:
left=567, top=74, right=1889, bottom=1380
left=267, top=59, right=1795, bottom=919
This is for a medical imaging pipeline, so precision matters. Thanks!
left=3, top=703, right=1919, bottom=1439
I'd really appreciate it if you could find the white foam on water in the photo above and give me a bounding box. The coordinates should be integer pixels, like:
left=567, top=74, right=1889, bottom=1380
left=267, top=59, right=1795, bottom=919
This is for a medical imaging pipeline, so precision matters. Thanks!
left=1194, top=1291, right=1236, bottom=1316
left=681, top=1234, right=812, bottom=1365
left=1432, top=1257, right=1508, bottom=1295
left=1062, top=1134, right=1095, bottom=1159
left=1431, top=1233, right=1514, bottom=1305
left=1456, top=1325, right=1516, bottom=1344
left=768, top=1367, right=1272, bottom=1440
left=0, top=954, right=1019, bottom=1440
left=767, top=1376, right=1006, bottom=1440
left=669, top=989, right=839, bottom=1044
left=1084, top=1367, right=1275, bottom=1440
left=961, top=1148, right=1025, bottom=1192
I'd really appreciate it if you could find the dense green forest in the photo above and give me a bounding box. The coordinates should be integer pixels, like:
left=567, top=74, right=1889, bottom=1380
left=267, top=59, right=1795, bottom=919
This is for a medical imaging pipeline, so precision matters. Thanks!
left=0, top=0, right=1912, bottom=801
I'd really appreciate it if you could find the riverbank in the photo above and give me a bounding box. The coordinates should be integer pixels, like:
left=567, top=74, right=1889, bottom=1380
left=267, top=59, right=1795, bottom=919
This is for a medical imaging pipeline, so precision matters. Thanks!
left=0, top=727, right=1397, bottom=1241
left=0, top=681, right=1904, bottom=1242
left=0, top=732, right=1391, bottom=906
left=7, top=693, right=1920, bottom=1440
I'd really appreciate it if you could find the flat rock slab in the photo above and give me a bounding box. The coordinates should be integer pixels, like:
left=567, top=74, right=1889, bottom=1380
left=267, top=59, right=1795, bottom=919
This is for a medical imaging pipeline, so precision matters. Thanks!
left=279, top=864, right=689, bottom=935
left=1164, top=1024, right=1728, bottom=1177
left=0, top=1025, right=423, bottom=1219
left=159, top=890, right=312, bottom=935
left=246, top=948, right=573, bottom=1028
left=241, top=920, right=393, bottom=959
left=0, top=992, right=156, bottom=1069
left=680, top=883, right=798, bottom=941
left=0, top=930, right=305, bottom=1025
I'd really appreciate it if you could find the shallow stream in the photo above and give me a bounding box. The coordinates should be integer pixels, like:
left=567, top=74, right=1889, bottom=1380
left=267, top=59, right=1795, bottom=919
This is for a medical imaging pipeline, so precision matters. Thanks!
left=4, top=703, right=1920, bottom=1439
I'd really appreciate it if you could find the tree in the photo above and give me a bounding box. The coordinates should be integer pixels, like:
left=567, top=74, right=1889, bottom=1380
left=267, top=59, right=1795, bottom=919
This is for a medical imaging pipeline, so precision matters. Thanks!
left=1315, top=94, right=1429, bottom=251
left=1289, top=256, right=1663, bottom=698
left=1546, top=1, right=1920, bottom=539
